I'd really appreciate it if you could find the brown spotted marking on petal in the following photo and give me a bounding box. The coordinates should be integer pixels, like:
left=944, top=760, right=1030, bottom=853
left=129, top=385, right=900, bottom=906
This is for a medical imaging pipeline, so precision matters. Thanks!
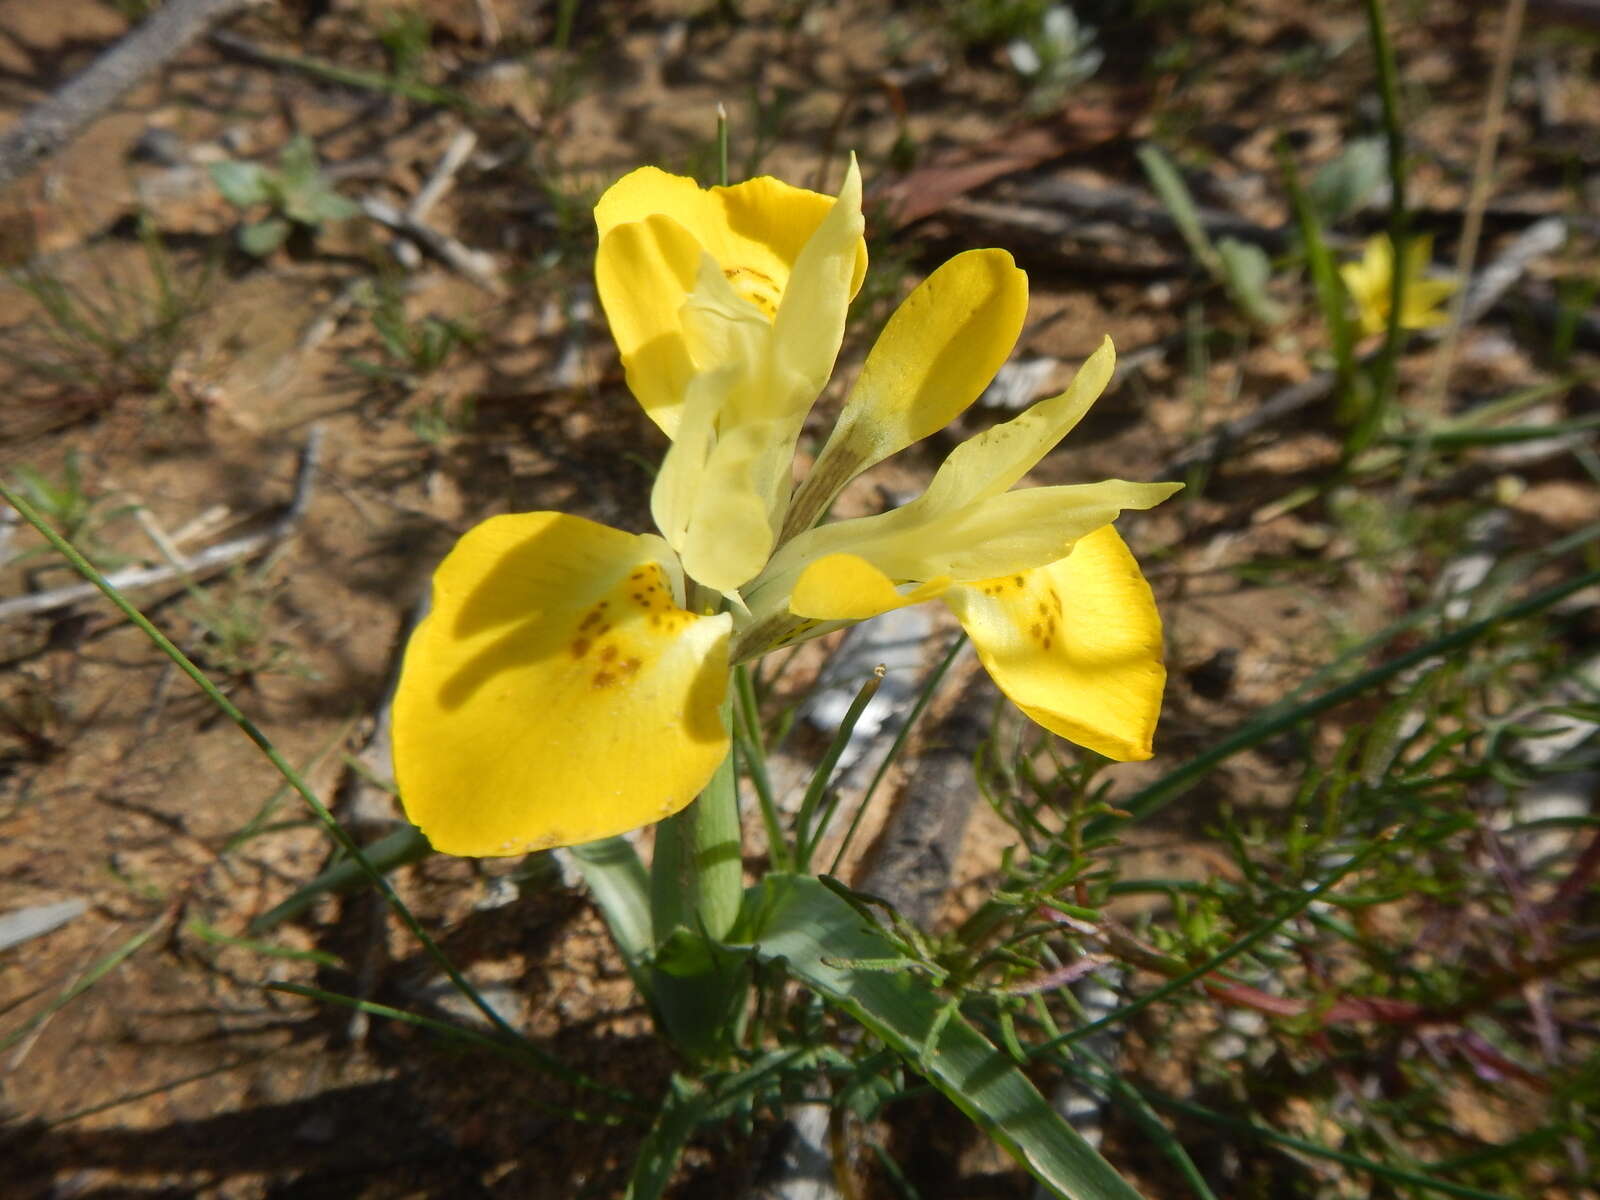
left=722, top=264, right=781, bottom=320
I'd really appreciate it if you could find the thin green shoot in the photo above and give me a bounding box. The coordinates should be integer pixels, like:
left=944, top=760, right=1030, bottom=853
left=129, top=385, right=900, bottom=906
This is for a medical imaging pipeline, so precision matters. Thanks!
left=268, top=981, right=643, bottom=1119
left=795, top=667, right=883, bottom=869
left=826, top=634, right=967, bottom=874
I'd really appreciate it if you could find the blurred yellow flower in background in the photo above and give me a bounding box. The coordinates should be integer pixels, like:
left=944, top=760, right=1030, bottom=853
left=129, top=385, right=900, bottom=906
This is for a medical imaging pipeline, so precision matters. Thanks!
left=1340, top=232, right=1458, bottom=337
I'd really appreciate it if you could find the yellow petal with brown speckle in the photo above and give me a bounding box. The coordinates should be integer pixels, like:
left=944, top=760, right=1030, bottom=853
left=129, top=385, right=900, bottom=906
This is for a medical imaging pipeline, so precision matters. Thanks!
left=942, top=525, right=1165, bottom=761
left=392, top=513, right=731, bottom=856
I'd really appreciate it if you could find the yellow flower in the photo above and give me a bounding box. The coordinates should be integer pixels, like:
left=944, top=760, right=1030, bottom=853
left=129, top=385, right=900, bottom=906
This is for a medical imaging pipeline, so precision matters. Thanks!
left=1340, top=233, right=1458, bottom=337
left=391, top=160, right=1181, bottom=856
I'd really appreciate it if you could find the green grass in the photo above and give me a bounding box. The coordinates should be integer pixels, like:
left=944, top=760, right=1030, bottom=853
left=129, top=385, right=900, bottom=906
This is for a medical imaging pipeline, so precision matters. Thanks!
left=1, top=217, right=210, bottom=406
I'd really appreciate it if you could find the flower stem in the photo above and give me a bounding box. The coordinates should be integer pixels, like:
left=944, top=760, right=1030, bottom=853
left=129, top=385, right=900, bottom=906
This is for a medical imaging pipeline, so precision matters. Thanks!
left=649, top=710, right=742, bottom=945
left=1350, top=0, right=1408, bottom=458
left=645, top=715, right=747, bottom=1063
left=715, top=101, right=730, bottom=187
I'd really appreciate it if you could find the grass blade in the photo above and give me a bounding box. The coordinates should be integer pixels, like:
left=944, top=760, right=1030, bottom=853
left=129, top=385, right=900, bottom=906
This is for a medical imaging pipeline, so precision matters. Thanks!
left=268, top=982, right=641, bottom=1116
left=1136, top=144, right=1220, bottom=277
left=1, top=907, right=169, bottom=1055
left=1088, top=564, right=1600, bottom=839
left=248, top=824, right=433, bottom=934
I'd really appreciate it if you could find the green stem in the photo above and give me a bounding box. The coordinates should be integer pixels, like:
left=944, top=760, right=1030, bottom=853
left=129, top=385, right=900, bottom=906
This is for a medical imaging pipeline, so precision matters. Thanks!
left=692, top=743, right=744, bottom=940
left=826, top=634, right=966, bottom=875
left=1351, top=0, right=1408, bottom=458
left=795, top=667, right=883, bottom=870
left=1137, top=1089, right=1515, bottom=1200
left=716, top=102, right=730, bottom=187
left=733, top=664, right=789, bottom=871
left=650, top=710, right=742, bottom=945
left=645, top=739, right=748, bottom=1063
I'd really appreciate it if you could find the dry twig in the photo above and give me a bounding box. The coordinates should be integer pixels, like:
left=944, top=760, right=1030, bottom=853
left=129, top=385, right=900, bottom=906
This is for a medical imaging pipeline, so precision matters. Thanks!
left=359, top=196, right=505, bottom=296
left=0, top=0, right=258, bottom=193
left=0, top=429, right=321, bottom=624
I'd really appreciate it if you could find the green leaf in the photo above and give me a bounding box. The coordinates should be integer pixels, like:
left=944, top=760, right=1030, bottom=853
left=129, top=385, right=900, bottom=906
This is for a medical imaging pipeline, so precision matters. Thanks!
left=306, top=187, right=360, bottom=223
left=1307, top=136, right=1386, bottom=224
left=567, top=835, right=653, bottom=987
left=275, top=134, right=319, bottom=191
left=187, top=919, right=344, bottom=967
left=210, top=160, right=273, bottom=208
left=624, top=1075, right=710, bottom=1200
left=735, top=875, right=1145, bottom=1200
left=1217, top=237, right=1285, bottom=326
left=1136, top=143, right=1220, bottom=277
left=249, top=824, right=434, bottom=934
left=238, top=216, right=291, bottom=257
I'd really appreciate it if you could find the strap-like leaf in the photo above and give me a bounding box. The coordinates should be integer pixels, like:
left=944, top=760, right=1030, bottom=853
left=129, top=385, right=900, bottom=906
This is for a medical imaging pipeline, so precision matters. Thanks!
left=736, top=874, right=1144, bottom=1200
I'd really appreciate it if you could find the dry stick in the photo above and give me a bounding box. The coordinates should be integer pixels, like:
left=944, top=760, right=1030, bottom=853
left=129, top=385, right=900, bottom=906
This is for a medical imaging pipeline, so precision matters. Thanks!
left=0, top=429, right=321, bottom=624
left=409, top=129, right=477, bottom=223
left=0, top=0, right=259, bottom=194
left=359, top=196, right=505, bottom=296
left=1417, top=0, right=1529, bottom=425
left=384, top=127, right=478, bottom=272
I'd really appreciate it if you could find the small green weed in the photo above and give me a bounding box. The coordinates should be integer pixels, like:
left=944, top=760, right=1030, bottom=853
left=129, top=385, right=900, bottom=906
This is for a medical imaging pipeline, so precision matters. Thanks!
left=943, top=0, right=1055, bottom=47
left=182, top=568, right=299, bottom=688
left=966, top=533, right=1600, bottom=1198
left=345, top=277, right=477, bottom=402
left=4, top=452, right=135, bottom=570
left=211, top=135, right=359, bottom=258
left=408, top=396, right=476, bottom=448
left=1003, top=5, right=1104, bottom=111
left=3, top=216, right=209, bottom=403
left=377, top=8, right=433, bottom=85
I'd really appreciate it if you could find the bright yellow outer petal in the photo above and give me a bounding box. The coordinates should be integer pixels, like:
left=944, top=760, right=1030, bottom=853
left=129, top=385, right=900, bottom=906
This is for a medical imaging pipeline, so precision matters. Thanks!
left=392, top=512, right=732, bottom=856
left=942, top=525, right=1166, bottom=761
left=594, top=166, right=868, bottom=319
left=594, top=215, right=704, bottom=437
left=789, top=553, right=951, bottom=621
left=785, top=249, right=1029, bottom=537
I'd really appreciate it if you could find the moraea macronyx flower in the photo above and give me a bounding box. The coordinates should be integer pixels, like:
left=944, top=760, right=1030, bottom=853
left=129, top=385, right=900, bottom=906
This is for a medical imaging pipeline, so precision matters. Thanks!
left=1341, top=232, right=1458, bottom=337
left=392, top=159, right=1181, bottom=856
